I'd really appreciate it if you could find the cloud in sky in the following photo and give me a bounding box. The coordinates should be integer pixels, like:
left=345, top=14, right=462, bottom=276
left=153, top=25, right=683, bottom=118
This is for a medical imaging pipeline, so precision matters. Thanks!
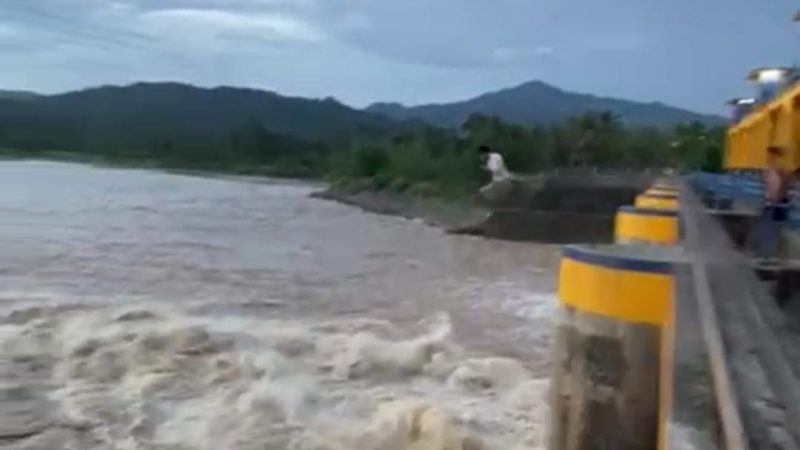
left=1, top=0, right=799, bottom=113
left=139, top=8, right=324, bottom=43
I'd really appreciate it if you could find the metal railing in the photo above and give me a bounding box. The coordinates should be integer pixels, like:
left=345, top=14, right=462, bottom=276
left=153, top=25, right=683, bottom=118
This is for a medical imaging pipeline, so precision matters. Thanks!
left=685, top=172, right=800, bottom=229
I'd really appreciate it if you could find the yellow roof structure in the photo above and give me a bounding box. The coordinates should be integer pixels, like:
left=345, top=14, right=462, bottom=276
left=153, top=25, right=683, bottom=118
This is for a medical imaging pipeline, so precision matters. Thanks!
left=724, top=12, right=800, bottom=170
left=726, top=80, right=800, bottom=170
left=729, top=81, right=800, bottom=132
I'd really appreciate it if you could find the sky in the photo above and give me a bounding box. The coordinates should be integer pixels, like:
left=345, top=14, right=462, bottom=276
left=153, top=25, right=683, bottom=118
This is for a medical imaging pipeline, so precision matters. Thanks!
left=1, top=0, right=799, bottom=114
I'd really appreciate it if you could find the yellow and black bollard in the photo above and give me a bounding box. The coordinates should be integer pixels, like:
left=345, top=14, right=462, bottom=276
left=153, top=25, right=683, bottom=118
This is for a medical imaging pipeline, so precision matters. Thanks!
left=650, top=180, right=677, bottom=190
left=635, top=192, right=679, bottom=211
left=645, top=187, right=679, bottom=197
left=615, top=206, right=679, bottom=245
left=548, top=244, right=676, bottom=450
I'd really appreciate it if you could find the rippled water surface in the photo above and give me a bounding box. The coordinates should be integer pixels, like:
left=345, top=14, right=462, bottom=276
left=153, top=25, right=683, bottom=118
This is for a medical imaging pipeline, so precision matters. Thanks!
left=0, top=161, right=559, bottom=450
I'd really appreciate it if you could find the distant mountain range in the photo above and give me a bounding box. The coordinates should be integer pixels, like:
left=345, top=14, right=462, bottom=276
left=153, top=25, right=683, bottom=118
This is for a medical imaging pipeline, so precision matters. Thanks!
left=367, top=80, right=724, bottom=128
left=0, top=82, right=397, bottom=144
left=0, top=90, right=39, bottom=101
left=0, top=80, right=724, bottom=162
left=0, top=80, right=726, bottom=176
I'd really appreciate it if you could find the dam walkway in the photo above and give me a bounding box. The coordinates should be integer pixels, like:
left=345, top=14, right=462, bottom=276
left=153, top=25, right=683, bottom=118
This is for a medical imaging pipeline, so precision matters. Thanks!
left=669, top=185, right=800, bottom=450
left=548, top=177, right=800, bottom=450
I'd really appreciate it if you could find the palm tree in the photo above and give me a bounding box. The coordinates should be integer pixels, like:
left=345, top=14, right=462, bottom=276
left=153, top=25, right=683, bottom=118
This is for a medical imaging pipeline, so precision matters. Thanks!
left=563, top=111, right=624, bottom=167
left=671, top=121, right=709, bottom=170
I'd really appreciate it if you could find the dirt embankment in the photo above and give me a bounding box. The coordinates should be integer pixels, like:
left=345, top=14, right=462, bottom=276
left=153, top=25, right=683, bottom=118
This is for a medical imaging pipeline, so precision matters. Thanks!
left=314, top=171, right=653, bottom=243
left=311, top=189, right=488, bottom=229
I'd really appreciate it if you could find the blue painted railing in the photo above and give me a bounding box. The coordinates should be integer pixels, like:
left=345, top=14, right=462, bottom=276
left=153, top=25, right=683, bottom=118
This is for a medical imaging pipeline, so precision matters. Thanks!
left=685, top=172, right=800, bottom=229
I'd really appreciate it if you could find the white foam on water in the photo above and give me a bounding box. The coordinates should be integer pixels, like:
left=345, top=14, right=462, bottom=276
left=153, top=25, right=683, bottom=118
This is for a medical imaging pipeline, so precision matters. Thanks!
left=1, top=303, right=551, bottom=450
left=501, top=293, right=558, bottom=322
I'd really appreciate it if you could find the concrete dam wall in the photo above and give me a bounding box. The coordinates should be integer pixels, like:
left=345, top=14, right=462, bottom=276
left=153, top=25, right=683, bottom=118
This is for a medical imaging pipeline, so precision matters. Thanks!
left=451, top=172, right=653, bottom=242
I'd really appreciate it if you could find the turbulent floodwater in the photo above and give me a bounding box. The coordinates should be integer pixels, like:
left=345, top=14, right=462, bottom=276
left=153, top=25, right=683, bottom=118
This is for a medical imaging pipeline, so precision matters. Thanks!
left=0, top=161, right=560, bottom=450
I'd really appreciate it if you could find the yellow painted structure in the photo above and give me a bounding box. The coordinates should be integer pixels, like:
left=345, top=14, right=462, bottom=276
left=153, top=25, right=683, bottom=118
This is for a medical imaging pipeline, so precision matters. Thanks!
left=635, top=194, right=679, bottom=210
left=651, top=183, right=675, bottom=189
left=644, top=189, right=678, bottom=198
left=558, top=246, right=674, bottom=325
left=726, top=81, right=800, bottom=171
left=646, top=187, right=678, bottom=197
left=554, top=245, right=678, bottom=450
left=615, top=206, right=679, bottom=245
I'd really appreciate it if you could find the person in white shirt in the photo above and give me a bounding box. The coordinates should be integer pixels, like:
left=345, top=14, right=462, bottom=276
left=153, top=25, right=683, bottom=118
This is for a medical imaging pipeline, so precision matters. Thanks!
left=478, top=145, right=513, bottom=204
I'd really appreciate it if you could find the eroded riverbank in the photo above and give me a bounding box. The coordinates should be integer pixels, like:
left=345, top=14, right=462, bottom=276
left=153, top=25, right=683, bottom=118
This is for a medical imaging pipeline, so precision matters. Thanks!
left=314, top=172, right=648, bottom=243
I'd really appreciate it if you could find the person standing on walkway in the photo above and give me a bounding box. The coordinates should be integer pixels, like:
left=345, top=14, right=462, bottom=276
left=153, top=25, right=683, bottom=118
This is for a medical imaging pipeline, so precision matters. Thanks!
left=758, top=146, right=793, bottom=262
left=477, top=145, right=513, bottom=205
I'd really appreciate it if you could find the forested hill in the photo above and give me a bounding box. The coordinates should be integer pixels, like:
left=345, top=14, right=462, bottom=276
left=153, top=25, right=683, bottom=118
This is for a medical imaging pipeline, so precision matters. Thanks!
left=0, top=82, right=401, bottom=141
left=0, top=82, right=409, bottom=172
left=367, top=80, right=724, bottom=129
left=0, top=90, right=38, bottom=101
left=0, top=81, right=725, bottom=189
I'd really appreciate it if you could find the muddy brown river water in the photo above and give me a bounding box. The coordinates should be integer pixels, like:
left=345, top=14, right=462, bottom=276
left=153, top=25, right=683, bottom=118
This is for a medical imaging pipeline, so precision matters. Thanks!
left=0, top=161, right=560, bottom=450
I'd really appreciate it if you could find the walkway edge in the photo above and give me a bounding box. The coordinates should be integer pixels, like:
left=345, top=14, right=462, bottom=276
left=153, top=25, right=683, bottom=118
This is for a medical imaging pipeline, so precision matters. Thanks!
left=679, top=183, right=748, bottom=450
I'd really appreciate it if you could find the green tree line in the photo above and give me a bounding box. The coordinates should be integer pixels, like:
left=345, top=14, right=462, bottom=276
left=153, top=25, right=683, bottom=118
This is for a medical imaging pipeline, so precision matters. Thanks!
left=328, top=112, right=725, bottom=198
left=2, top=109, right=725, bottom=197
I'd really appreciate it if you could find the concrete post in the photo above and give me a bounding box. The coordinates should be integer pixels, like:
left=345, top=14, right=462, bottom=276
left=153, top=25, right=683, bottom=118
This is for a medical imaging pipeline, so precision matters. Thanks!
left=635, top=193, right=679, bottom=211
left=615, top=206, right=679, bottom=245
left=548, top=245, right=677, bottom=450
